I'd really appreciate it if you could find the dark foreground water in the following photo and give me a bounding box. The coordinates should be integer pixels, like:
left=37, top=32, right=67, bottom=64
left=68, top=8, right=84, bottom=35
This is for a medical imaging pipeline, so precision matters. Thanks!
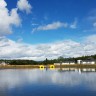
left=0, top=68, right=96, bottom=96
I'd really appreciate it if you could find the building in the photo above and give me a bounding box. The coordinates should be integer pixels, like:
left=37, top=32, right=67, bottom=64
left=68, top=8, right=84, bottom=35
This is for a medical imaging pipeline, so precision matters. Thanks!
left=77, top=60, right=82, bottom=64
left=0, top=61, right=8, bottom=66
left=54, top=63, right=60, bottom=65
left=54, top=57, right=96, bottom=65
left=54, top=60, right=75, bottom=65
left=77, top=57, right=96, bottom=64
left=62, top=61, right=75, bottom=65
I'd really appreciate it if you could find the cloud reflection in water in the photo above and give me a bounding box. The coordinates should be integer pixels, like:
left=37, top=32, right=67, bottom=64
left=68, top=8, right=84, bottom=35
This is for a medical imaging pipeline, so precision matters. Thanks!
left=0, top=69, right=96, bottom=91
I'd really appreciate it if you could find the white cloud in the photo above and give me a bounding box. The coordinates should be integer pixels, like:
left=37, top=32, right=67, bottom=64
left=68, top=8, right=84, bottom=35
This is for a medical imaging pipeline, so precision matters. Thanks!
left=0, top=0, right=7, bottom=8
left=17, top=0, right=32, bottom=14
left=0, top=35, right=96, bottom=60
left=87, top=9, right=96, bottom=22
left=82, top=9, right=96, bottom=33
left=32, top=19, right=78, bottom=33
left=93, top=22, right=96, bottom=27
left=0, top=0, right=21, bottom=36
left=37, top=21, right=67, bottom=30
left=85, top=34, right=96, bottom=43
left=17, top=36, right=23, bottom=43
left=70, top=19, right=77, bottom=29
left=32, top=21, right=68, bottom=33
left=85, top=9, right=96, bottom=30
left=31, top=23, right=38, bottom=26
left=0, top=0, right=32, bottom=36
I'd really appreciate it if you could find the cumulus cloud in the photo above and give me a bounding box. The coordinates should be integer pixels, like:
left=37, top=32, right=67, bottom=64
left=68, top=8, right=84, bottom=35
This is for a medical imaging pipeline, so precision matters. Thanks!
left=17, top=0, right=32, bottom=14
left=0, top=0, right=32, bottom=36
left=32, top=21, right=68, bottom=33
left=85, top=34, right=96, bottom=43
left=0, top=0, right=21, bottom=36
left=0, top=35, right=96, bottom=60
left=32, top=20, right=78, bottom=33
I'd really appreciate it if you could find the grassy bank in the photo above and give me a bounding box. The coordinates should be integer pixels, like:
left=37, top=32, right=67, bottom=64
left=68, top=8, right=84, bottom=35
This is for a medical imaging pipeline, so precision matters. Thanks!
left=1, top=64, right=96, bottom=69
left=0, top=65, right=40, bottom=69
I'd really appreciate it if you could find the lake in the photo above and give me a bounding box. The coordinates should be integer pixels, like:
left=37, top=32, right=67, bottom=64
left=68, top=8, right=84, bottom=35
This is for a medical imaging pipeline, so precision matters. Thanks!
left=0, top=68, right=96, bottom=96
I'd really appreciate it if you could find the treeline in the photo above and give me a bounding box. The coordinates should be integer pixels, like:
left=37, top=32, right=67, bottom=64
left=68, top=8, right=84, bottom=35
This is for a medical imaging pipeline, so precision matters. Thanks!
left=46, top=54, right=96, bottom=64
left=0, top=60, right=39, bottom=65
left=0, top=54, right=96, bottom=65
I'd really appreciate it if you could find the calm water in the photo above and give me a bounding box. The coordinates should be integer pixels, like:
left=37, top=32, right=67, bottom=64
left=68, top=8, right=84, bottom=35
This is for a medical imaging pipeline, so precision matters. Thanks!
left=0, top=68, right=96, bottom=96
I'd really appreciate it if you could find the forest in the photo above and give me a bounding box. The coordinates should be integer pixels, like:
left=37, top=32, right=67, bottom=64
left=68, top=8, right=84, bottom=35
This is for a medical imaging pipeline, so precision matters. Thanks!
left=0, top=54, right=96, bottom=65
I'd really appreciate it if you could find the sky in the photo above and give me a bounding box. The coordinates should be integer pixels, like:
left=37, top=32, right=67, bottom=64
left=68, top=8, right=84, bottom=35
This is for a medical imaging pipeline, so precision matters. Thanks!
left=0, top=0, right=96, bottom=61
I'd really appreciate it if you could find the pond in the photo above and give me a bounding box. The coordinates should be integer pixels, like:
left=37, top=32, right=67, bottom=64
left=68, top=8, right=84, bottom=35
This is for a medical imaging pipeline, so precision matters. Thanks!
left=0, top=68, right=96, bottom=96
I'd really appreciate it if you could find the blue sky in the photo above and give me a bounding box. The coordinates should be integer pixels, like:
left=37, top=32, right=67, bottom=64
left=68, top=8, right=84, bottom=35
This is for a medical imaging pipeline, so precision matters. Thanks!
left=0, top=0, right=96, bottom=60
left=5, top=0, right=96, bottom=44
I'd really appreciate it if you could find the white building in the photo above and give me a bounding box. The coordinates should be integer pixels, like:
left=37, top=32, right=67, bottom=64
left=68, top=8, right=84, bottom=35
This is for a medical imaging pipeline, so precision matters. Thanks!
left=54, top=61, right=75, bottom=65
left=0, top=62, right=8, bottom=66
left=77, top=58, right=96, bottom=64
left=54, top=63, right=60, bottom=65
left=62, top=62, right=75, bottom=65
left=82, top=61, right=95, bottom=64
left=77, top=60, right=82, bottom=64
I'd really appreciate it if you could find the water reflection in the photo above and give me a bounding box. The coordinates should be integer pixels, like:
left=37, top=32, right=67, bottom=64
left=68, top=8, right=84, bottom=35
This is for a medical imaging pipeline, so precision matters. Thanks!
left=0, top=68, right=96, bottom=96
left=58, top=68, right=96, bottom=73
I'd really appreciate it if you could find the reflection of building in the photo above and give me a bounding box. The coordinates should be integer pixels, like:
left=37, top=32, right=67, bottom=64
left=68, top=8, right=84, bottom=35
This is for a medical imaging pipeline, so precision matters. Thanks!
left=58, top=68, right=96, bottom=73
left=81, top=68, right=96, bottom=72
left=77, top=57, right=96, bottom=64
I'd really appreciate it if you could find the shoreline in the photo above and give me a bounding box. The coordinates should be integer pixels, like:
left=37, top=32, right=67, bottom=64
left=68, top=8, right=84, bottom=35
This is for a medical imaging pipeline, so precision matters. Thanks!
left=1, top=64, right=96, bottom=69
